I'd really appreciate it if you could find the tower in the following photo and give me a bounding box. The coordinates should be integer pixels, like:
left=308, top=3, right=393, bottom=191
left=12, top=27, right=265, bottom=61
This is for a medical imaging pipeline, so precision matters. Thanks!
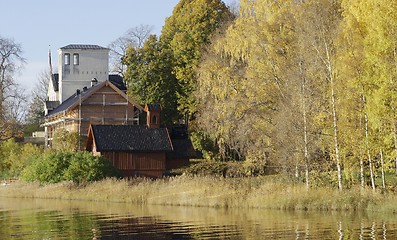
left=58, top=44, right=109, bottom=102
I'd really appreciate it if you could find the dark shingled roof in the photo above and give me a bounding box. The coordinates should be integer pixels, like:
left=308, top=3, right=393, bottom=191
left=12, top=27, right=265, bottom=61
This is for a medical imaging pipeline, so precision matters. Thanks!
left=46, top=78, right=130, bottom=117
left=109, top=74, right=126, bottom=91
left=46, top=81, right=103, bottom=116
left=60, top=44, right=108, bottom=50
left=48, top=73, right=123, bottom=95
left=91, top=125, right=173, bottom=152
left=146, top=104, right=161, bottom=111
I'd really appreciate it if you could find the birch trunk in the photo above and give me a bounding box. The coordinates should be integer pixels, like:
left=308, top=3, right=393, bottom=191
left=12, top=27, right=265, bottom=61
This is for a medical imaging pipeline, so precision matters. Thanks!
left=300, top=61, right=310, bottom=190
left=359, top=102, right=365, bottom=190
left=331, top=77, right=342, bottom=190
left=364, top=111, right=376, bottom=191
left=380, top=148, right=386, bottom=190
left=323, top=40, right=342, bottom=190
left=392, top=48, right=397, bottom=175
left=393, top=116, right=397, bottom=175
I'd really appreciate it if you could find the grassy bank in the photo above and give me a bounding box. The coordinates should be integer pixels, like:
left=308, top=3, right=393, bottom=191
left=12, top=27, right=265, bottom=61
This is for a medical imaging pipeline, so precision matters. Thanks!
left=0, top=175, right=396, bottom=212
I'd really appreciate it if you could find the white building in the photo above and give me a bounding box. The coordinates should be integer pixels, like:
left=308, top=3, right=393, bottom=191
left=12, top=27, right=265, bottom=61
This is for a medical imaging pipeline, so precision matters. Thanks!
left=47, top=44, right=110, bottom=104
left=43, top=44, right=130, bottom=147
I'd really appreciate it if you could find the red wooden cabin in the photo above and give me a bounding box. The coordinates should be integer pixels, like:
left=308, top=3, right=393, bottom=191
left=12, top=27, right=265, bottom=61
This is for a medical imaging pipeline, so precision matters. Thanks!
left=86, top=104, right=197, bottom=178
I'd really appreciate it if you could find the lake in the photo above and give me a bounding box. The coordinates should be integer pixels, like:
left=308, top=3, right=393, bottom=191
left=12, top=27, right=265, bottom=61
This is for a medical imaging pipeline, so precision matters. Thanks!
left=0, top=197, right=396, bottom=239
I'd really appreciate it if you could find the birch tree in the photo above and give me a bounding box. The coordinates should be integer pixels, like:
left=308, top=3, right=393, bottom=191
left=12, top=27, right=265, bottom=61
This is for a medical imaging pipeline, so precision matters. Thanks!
left=298, top=0, right=344, bottom=189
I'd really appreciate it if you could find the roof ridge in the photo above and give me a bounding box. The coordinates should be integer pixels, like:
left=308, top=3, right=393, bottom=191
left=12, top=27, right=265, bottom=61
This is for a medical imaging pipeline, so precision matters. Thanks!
left=60, top=44, right=108, bottom=50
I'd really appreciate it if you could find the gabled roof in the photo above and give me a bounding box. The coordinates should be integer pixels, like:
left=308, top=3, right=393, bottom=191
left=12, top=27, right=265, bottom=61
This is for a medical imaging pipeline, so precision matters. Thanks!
left=60, top=44, right=108, bottom=50
left=88, top=125, right=173, bottom=152
left=46, top=80, right=143, bottom=117
left=48, top=74, right=126, bottom=97
left=145, top=104, right=161, bottom=112
left=109, top=74, right=126, bottom=91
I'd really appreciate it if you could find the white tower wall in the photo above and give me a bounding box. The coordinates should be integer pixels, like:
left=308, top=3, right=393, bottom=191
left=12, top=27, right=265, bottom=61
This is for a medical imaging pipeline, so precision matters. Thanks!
left=58, top=45, right=109, bottom=102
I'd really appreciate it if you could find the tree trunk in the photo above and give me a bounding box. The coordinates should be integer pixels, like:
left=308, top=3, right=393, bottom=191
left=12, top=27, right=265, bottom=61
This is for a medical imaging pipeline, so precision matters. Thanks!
left=300, top=61, right=310, bottom=190
left=331, top=78, right=342, bottom=190
left=392, top=48, right=397, bottom=175
left=0, top=62, right=5, bottom=122
left=364, top=111, right=376, bottom=191
left=391, top=103, right=397, bottom=175
left=295, top=161, right=299, bottom=178
left=323, top=40, right=342, bottom=190
left=359, top=104, right=365, bottom=190
left=380, top=148, right=386, bottom=190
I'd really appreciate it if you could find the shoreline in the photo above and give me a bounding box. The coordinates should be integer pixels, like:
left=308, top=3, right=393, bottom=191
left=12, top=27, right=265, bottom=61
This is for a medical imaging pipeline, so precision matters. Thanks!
left=0, top=175, right=395, bottom=213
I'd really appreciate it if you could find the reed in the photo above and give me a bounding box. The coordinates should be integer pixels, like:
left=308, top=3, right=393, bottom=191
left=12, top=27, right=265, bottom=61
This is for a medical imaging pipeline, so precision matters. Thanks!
left=0, top=175, right=395, bottom=212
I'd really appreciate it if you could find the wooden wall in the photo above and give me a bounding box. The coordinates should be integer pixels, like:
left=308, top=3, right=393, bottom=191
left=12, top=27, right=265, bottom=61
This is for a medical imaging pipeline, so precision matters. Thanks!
left=102, top=152, right=166, bottom=178
left=46, top=85, right=141, bottom=148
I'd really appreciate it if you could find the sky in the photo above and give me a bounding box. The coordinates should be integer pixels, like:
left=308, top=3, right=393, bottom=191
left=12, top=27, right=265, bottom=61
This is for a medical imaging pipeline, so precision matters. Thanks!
left=0, top=0, right=234, bottom=94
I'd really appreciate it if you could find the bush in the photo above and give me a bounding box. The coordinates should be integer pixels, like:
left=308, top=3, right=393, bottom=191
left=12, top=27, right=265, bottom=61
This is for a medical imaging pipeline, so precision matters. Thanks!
left=0, top=139, right=44, bottom=178
left=52, top=129, right=83, bottom=151
left=182, top=160, right=268, bottom=177
left=22, top=151, right=120, bottom=184
left=64, top=152, right=121, bottom=184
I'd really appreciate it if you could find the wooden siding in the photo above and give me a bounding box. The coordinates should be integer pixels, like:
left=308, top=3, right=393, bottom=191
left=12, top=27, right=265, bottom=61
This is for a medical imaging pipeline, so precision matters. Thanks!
left=45, top=84, right=141, bottom=148
left=102, top=152, right=166, bottom=178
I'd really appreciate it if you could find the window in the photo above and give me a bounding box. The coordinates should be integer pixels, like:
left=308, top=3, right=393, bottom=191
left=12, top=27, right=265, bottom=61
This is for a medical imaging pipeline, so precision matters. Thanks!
left=73, top=53, right=79, bottom=65
left=152, top=115, right=157, bottom=124
left=64, top=53, right=70, bottom=65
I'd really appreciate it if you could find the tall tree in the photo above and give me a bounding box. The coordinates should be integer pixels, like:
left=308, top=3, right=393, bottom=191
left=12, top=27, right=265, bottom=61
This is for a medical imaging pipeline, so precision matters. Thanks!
left=0, top=36, right=25, bottom=141
left=160, top=0, right=234, bottom=117
left=24, top=69, right=49, bottom=136
left=124, top=35, right=179, bottom=124
left=108, top=25, right=153, bottom=77
left=295, top=0, right=344, bottom=189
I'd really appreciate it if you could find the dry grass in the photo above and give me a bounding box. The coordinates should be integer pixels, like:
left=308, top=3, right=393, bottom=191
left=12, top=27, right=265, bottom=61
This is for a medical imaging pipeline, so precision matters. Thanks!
left=0, top=175, right=395, bottom=212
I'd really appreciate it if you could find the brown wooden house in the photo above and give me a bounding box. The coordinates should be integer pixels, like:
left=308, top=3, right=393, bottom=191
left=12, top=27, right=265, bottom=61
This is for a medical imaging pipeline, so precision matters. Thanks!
left=86, top=104, right=197, bottom=178
left=86, top=124, right=173, bottom=178
left=43, top=80, right=143, bottom=147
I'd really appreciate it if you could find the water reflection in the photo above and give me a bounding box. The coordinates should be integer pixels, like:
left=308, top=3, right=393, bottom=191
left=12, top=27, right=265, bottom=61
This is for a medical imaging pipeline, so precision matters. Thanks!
left=0, top=197, right=397, bottom=239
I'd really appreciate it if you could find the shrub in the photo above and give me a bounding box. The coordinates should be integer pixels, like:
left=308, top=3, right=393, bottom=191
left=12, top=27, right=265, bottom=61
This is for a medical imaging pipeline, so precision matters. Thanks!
left=64, top=152, right=121, bottom=184
left=52, top=129, right=83, bottom=151
left=0, top=139, right=44, bottom=178
left=183, top=160, right=267, bottom=177
left=22, top=151, right=120, bottom=184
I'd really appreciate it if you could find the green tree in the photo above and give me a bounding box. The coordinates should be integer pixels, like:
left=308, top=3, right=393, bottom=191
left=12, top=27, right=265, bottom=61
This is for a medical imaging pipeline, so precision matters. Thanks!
left=160, top=0, right=234, bottom=116
left=52, top=129, right=81, bottom=152
left=0, top=139, right=44, bottom=178
left=124, top=35, right=179, bottom=124
left=0, top=139, right=20, bottom=176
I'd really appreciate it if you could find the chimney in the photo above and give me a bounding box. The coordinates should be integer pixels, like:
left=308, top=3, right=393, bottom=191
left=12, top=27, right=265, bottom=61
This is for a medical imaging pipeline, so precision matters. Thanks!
left=76, top=89, right=81, bottom=95
left=144, top=104, right=161, bottom=129
left=83, top=86, right=88, bottom=92
left=91, top=78, right=98, bottom=87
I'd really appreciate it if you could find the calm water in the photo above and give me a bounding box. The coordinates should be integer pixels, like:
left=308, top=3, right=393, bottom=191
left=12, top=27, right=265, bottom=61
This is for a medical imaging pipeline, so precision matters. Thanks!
left=0, top=197, right=397, bottom=239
